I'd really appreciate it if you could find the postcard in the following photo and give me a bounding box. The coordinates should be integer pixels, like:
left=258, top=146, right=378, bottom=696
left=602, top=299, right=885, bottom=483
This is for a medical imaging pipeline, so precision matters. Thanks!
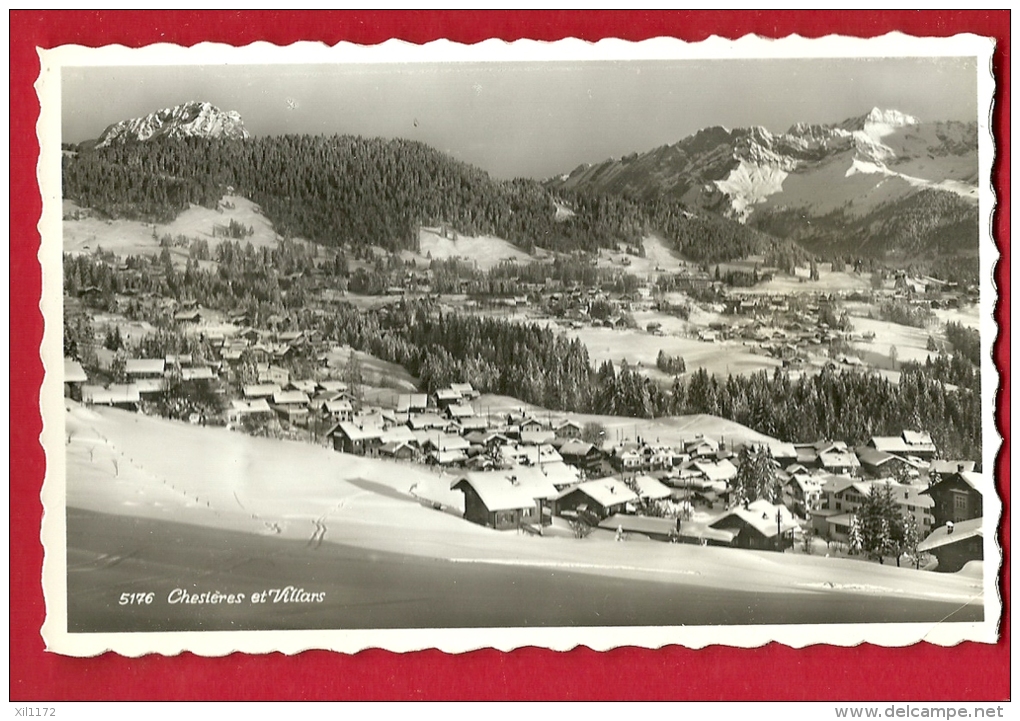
left=38, top=33, right=1000, bottom=656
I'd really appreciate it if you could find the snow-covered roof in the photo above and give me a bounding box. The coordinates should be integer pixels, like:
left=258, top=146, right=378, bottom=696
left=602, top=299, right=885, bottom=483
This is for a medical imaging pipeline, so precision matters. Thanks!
left=557, top=478, right=638, bottom=508
left=181, top=366, right=215, bottom=381
left=125, top=358, right=165, bottom=375
left=82, top=384, right=140, bottom=405
left=380, top=426, right=416, bottom=445
left=692, top=459, right=738, bottom=482
left=927, top=460, right=976, bottom=475
left=632, top=474, right=672, bottom=500
left=63, top=358, right=88, bottom=384
left=819, top=450, right=861, bottom=469
left=323, top=399, right=353, bottom=414
left=710, top=500, right=799, bottom=538
left=453, top=473, right=542, bottom=512
left=446, top=403, right=474, bottom=418
left=243, top=384, right=280, bottom=398
left=917, top=518, right=983, bottom=552
left=766, top=441, right=798, bottom=459
left=599, top=514, right=676, bottom=537
left=396, top=393, right=429, bottom=411
left=923, top=471, right=992, bottom=498
left=520, top=430, right=556, bottom=446
left=231, top=398, right=272, bottom=414
left=559, top=440, right=596, bottom=456
left=331, top=422, right=384, bottom=441
left=273, top=390, right=309, bottom=405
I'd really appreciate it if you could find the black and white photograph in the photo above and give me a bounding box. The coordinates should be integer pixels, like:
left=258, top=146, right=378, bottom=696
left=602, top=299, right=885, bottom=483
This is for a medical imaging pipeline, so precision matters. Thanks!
left=39, top=36, right=1000, bottom=655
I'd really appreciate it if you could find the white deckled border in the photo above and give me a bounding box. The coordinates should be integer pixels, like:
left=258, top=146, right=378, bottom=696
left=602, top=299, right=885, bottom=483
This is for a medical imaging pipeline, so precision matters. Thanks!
left=37, top=33, right=1001, bottom=657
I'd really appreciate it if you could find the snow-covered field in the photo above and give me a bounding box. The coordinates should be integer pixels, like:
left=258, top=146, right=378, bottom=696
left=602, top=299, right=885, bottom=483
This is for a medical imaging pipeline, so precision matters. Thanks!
left=848, top=315, right=939, bottom=367
left=63, top=196, right=295, bottom=263
left=62, top=404, right=983, bottom=629
left=568, top=325, right=781, bottom=379
left=405, top=227, right=535, bottom=270
left=475, top=393, right=775, bottom=448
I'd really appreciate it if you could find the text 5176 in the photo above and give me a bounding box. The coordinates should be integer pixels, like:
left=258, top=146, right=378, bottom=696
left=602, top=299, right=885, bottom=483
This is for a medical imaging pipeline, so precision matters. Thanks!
left=119, top=592, right=154, bottom=605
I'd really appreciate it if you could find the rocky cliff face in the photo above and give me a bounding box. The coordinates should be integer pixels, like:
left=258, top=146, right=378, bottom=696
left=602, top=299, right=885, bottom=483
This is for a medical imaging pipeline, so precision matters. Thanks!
left=95, top=101, right=250, bottom=148
left=550, top=108, right=977, bottom=222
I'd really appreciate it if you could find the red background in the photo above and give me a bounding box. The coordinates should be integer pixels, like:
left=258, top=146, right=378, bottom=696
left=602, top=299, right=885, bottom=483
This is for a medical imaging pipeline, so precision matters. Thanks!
left=10, top=11, right=1009, bottom=701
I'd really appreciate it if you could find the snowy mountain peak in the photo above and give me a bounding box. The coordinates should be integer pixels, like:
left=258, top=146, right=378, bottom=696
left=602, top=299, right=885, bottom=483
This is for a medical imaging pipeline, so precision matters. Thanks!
left=865, top=107, right=920, bottom=126
left=840, top=107, right=921, bottom=133
left=95, top=101, right=250, bottom=148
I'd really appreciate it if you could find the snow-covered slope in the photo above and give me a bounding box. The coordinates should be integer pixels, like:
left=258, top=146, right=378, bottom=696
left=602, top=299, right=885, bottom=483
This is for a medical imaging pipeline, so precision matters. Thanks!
left=95, top=101, right=250, bottom=148
left=549, top=108, right=979, bottom=257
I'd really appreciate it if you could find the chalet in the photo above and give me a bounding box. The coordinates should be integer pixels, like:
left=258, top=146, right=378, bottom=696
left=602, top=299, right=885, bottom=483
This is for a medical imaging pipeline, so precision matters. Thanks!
left=434, top=388, right=462, bottom=409
left=520, top=429, right=556, bottom=446
left=379, top=425, right=417, bottom=446
left=408, top=413, right=453, bottom=432
left=125, top=358, right=165, bottom=379
left=257, top=364, right=290, bottom=386
left=502, top=444, right=563, bottom=469
left=818, top=449, right=861, bottom=476
left=518, top=417, right=546, bottom=434
left=133, top=378, right=165, bottom=398
left=286, top=379, right=318, bottom=395
left=317, top=379, right=349, bottom=395
left=272, top=389, right=310, bottom=426
left=456, top=416, right=489, bottom=434
left=396, top=393, right=429, bottom=414
left=554, top=436, right=599, bottom=477
left=765, top=441, right=798, bottom=468
left=445, top=403, right=475, bottom=421
left=82, top=384, right=140, bottom=410
left=464, top=430, right=510, bottom=450
left=613, top=448, right=643, bottom=473
left=272, top=389, right=309, bottom=408
left=599, top=514, right=678, bottom=542
left=921, top=471, right=988, bottom=528
left=917, top=518, right=984, bottom=573
left=631, top=474, right=672, bottom=502
left=926, top=459, right=977, bottom=479
left=64, top=358, right=88, bottom=400
left=243, top=384, right=281, bottom=400
left=328, top=422, right=384, bottom=456
left=379, top=441, right=417, bottom=461
left=812, top=476, right=934, bottom=539
left=691, top=458, right=738, bottom=485
left=180, top=366, right=216, bottom=382
left=554, top=419, right=583, bottom=439
left=684, top=436, right=719, bottom=458
left=321, top=398, right=354, bottom=423
left=855, top=446, right=909, bottom=478
left=783, top=474, right=824, bottom=518
left=277, top=330, right=304, bottom=345
left=173, top=308, right=204, bottom=324
left=867, top=431, right=938, bottom=461
left=452, top=471, right=551, bottom=531
left=709, top=500, right=798, bottom=551
left=228, top=398, right=273, bottom=423
left=553, top=478, right=638, bottom=521
left=450, top=382, right=479, bottom=400
left=165, top=353, right=193, bottom=367
left=423, top=433, right=471, bottom=466
left=354, top=409, right=397, bottom=431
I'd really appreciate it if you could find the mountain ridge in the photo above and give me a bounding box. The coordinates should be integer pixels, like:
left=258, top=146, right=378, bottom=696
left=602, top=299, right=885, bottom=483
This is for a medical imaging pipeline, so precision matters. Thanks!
left=95, top=101, right=250, bottom=148
left=547, top=108, right=979, bottom=260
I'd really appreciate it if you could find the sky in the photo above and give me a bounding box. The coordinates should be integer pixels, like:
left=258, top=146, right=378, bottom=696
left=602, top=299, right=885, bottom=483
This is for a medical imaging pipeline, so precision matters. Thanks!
left=62, top=57, right=978, bottom=180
